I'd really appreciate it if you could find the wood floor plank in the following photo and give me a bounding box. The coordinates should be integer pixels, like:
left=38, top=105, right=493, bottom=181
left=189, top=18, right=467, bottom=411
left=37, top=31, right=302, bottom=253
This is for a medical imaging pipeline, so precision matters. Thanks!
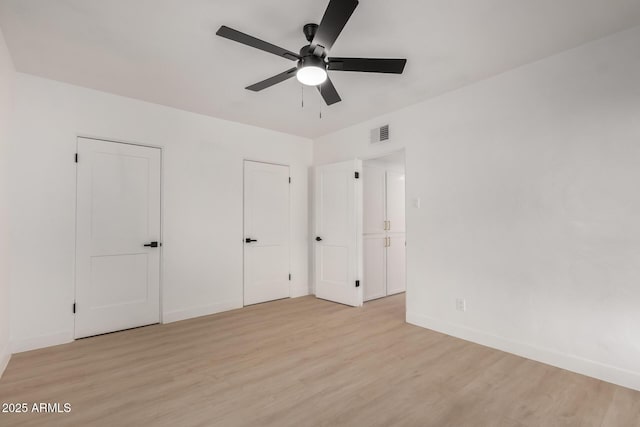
left=0, top=294, right=638, bottom=426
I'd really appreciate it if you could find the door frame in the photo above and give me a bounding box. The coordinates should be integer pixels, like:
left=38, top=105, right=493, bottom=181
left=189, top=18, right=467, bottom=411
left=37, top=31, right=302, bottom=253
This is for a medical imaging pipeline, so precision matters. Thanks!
left=242, top=159, right=292, bottom=307
left=73, top=135, right=164, bottom=337
left=359, top=148, right=406, bottom=163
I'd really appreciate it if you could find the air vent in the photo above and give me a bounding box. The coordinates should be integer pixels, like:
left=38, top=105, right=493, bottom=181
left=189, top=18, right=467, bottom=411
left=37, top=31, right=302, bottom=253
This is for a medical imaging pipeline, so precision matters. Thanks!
left=370, top=124, right=390, bottom=144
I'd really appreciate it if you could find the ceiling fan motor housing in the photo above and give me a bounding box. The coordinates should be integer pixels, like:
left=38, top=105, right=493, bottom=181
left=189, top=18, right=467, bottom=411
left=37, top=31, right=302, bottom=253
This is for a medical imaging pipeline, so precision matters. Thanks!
left=298, top=51, right=326, bottom=71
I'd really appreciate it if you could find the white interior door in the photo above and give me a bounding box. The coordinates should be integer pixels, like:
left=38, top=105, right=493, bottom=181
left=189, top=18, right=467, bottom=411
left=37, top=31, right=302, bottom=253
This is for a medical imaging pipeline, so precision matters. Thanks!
left=314, top=159, right=363, bottom=307
left=243, top=161, right=290, bottom=306
left=386, top=170, right=406, bottom=233
left=363, top=165, right=386, bottom=234
left=386, top=235, right=406, bottom=295
left=363, top=236, right=386, bottom=301
left=75, top=138, right=161, bottom=339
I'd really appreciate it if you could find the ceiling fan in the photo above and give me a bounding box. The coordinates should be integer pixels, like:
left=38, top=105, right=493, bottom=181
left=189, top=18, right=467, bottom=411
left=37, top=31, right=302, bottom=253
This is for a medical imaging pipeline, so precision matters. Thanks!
left=216, top=0, right=407, bottom=106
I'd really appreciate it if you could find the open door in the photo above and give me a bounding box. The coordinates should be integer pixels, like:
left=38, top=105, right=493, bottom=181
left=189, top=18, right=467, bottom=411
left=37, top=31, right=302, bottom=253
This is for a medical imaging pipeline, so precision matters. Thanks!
left=314, top=159, right=363, bottom=307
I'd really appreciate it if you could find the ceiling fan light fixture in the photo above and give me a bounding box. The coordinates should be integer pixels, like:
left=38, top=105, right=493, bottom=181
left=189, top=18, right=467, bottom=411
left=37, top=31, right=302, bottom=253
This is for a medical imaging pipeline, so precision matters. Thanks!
left=296, top=65, right=327, bottom=86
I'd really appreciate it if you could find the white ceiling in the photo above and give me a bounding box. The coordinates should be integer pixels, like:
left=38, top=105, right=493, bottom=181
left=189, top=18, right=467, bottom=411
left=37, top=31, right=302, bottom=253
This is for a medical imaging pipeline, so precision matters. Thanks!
left=1, top=0, right=639, bottom=138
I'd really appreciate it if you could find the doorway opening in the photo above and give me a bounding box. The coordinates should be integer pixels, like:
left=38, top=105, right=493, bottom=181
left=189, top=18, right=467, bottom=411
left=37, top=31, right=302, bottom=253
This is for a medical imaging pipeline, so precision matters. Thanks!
left=362, top=151, right=406, bottom=303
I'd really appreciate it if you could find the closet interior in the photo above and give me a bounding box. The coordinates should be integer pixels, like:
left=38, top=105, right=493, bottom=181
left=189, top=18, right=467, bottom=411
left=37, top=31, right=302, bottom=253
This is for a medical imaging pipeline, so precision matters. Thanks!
left=363, top=152, right=406, bottom=301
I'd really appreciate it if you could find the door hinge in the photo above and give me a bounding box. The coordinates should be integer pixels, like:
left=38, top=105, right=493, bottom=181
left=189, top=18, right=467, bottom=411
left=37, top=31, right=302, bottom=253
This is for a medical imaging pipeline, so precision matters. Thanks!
left=355, top=280, right=360, bottom=288
left=73, top=302, right=76, bottom=314
left=289, top=177, right=291, bottom=184
left=75, top=153, right=78, bottom=163
left=289, top=274, right=292, bottom=281
left=354, top=171, right=360, bottom=179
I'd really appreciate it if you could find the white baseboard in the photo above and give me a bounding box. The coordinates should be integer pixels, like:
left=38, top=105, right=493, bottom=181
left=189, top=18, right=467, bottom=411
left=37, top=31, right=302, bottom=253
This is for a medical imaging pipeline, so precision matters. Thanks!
left=162, top=299, right=243, bottom=324
left=406, top=311, right=640, bottom=392
left=0, top=342, right=11, bottom=379
left=11, top=331, right=74, bottom=354
left=291, top=284, right=311, bottom=298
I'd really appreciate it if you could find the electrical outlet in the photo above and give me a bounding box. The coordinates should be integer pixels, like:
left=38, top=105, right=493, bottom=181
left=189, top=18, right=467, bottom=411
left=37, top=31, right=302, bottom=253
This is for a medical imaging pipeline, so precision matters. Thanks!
left=456, top=298, right=466, bottom=312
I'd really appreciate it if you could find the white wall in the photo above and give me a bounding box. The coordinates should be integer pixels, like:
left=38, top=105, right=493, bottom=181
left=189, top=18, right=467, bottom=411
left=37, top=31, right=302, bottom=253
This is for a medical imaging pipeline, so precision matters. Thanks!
left=0, top=25, right=15, bottom=376
left=9, top=73, right=312, bottom=352
left=314, top=26, right=640, bottom=391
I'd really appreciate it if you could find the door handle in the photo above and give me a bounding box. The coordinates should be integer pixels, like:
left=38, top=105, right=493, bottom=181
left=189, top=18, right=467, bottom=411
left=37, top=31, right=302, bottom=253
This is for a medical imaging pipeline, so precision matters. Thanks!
left=388, top=220, right=391, bottom=231
left=144, top=241, right=160, bottom=248
left=245, top=238, right=258, bottom=243
left=315, top=237, right=323, bottom=242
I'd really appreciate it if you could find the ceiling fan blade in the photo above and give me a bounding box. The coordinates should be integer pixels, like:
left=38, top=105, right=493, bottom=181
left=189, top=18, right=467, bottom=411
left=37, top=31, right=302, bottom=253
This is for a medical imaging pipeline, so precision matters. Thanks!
left=317, top=77, right=341, bottom=105
left=246, top=67, right=298, bottom=92
left=217, top=26, right=300, bottom=61
left=328, top=58, right=407, bottom=74
left=311, top=0, right=359, bottom=55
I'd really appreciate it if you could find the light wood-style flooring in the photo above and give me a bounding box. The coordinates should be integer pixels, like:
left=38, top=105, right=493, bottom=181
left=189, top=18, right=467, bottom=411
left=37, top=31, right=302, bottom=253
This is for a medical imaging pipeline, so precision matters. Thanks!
left=0, top=294, right=639, bottom=426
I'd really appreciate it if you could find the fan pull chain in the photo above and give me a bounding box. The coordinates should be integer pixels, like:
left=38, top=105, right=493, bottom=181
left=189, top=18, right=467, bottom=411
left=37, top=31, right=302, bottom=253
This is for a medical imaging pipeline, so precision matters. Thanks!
left=301, top=86, right=304, bottom=109
left=319, top=86, right=322, bottom=119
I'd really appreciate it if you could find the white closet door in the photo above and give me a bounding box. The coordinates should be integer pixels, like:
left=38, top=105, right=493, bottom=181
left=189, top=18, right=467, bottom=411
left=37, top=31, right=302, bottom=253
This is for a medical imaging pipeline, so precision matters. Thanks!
left=386, top=235, right=406, bottom=295
left=243, top=161, right=290, bottom=306
left=75, top=138, right=161, bottom=339
left=386, top=170, right=406, bottom=233
left=363, top=165, right=386, bottom=234
left=363, top=236, right=386, bottom=301
left=315, top=160, right=363, bottom=307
